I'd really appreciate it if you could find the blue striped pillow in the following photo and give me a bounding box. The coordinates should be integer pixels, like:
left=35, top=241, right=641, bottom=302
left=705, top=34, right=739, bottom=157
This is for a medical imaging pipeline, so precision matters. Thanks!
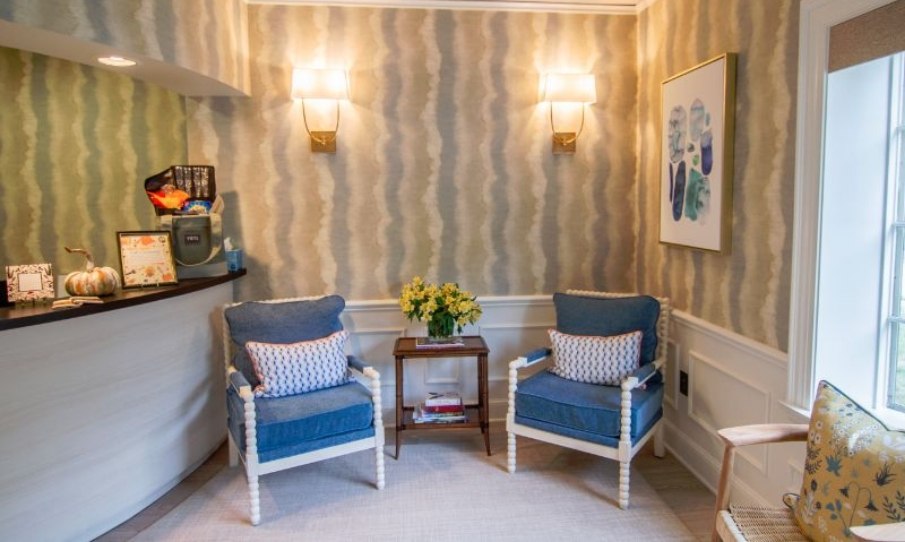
left=548, top=329, right=642, bottom=386
left=245, top=330, right=353, bottom=398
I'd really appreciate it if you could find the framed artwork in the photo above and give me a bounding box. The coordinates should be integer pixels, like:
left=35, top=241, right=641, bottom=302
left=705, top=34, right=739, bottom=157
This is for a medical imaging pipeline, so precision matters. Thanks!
left=117, top=231, right=178, bottom=288
left=659, top=53, right=737, bottom=253
left=6, top=263, right=55, bottom=303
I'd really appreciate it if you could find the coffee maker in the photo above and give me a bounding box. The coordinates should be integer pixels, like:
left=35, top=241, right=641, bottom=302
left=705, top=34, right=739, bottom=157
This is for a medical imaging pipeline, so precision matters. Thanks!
left=145, top=165, right=227, bottom=279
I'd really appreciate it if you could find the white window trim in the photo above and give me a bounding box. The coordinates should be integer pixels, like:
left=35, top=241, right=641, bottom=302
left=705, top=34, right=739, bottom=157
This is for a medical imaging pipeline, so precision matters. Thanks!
left=787, top=0, right=900, bottom=414
left=882, top=55, right=904, bottom=419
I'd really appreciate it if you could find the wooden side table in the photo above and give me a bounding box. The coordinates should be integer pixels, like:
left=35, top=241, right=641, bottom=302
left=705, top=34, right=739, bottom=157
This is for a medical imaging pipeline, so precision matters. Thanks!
left=392, top=335, right=491, bottom=459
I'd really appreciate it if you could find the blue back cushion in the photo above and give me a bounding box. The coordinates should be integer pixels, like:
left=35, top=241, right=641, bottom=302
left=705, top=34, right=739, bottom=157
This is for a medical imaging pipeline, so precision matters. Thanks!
left=224, top=295, right=346, bottom=385
left=553, top=292, right=660, bottom=365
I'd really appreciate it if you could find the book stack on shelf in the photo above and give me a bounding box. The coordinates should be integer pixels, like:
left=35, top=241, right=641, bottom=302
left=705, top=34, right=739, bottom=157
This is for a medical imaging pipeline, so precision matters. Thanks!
left=413, top=391, right=467, bottom=424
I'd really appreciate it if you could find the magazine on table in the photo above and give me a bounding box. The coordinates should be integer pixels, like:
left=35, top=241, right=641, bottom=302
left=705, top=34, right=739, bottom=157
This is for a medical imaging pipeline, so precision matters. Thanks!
left=424, top=391, right=462, bottom=407
left=413, top=403, right=467, bottom=424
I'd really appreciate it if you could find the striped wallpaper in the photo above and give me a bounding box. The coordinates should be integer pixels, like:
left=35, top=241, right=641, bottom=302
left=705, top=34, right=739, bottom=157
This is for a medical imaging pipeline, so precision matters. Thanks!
left=636, top=0, right=800, bottom=351
left=2, top=0, right=802, bottom=352
left=187, top=5, right=640, bottom=302
left=0, top=46, right=186, bottom=275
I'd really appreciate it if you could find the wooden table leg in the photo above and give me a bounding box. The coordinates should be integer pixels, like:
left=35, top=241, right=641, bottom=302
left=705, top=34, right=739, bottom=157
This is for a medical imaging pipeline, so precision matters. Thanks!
left=395, top=355, right=403, bottom=459
left=480, top=353, right=491, bottom=456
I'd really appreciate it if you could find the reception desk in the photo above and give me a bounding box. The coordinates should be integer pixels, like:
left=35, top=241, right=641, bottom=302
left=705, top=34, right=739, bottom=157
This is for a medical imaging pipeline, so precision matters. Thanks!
left=0, top=272, right=244, bottom=542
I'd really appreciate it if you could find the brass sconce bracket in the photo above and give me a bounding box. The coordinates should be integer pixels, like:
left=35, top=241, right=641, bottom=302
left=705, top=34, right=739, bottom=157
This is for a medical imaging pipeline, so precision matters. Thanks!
left=549, top=105, right=585, bottom=154
left=552, top=132, right=578, bottom=154
left=302, top=100, right=341, bottom=154
left=309, top=131, right=337, bottom=153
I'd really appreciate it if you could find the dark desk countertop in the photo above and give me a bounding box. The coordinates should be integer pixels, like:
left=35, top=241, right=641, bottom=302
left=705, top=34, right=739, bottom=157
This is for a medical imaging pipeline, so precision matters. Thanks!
left=0, top=269, right=245, bottom=332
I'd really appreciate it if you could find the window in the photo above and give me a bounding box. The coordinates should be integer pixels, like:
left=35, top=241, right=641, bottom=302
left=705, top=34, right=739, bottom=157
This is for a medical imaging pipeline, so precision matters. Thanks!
left=885, top=54, right=905, bottom=411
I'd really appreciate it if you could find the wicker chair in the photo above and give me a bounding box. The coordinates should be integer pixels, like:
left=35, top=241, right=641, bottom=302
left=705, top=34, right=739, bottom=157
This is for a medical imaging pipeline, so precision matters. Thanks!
left=712, top=424, right=905, bottom=542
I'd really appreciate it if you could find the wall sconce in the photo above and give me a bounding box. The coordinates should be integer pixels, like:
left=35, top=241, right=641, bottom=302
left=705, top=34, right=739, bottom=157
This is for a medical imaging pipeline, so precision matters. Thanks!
left=291, top=68, right=349, bottom=153
left=542, top=73, right=597, bottom=154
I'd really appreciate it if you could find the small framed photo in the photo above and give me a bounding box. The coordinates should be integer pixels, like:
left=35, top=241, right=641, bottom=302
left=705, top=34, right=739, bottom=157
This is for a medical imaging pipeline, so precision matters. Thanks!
left=6, top=263, right=55, bottom=303
left=117, top=231, right=178, bottom=289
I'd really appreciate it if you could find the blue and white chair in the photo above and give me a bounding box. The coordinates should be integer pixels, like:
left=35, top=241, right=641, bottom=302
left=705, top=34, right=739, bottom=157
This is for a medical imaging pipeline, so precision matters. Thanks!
left=222, top=295, right=385, bottom=525
left=506, top=290, right=670, bottom=509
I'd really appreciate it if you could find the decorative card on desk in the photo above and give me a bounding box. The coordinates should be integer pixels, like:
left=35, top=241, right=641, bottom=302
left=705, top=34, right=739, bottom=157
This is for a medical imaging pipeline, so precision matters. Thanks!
left=117, top=231, right=178, bottom=288
left=6, top=263, right=54, bottom=304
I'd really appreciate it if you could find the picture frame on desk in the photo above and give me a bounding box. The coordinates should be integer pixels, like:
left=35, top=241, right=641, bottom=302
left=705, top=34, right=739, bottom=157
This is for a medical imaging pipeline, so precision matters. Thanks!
left=5, top=263, right=54, bottom=304
left=117, top=231, right=178, bottom=289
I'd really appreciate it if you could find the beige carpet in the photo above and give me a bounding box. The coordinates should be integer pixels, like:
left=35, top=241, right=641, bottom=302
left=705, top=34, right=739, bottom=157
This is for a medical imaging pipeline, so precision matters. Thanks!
left=135, top=430, right=696, bottom=541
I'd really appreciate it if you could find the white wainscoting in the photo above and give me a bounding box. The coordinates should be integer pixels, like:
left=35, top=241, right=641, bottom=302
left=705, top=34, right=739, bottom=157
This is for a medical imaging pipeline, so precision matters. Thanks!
left=342, top=297, right=803, bottom=507
left=342, top=295, right=556, bottom=422
left=664, top=310, right=806, bottom=507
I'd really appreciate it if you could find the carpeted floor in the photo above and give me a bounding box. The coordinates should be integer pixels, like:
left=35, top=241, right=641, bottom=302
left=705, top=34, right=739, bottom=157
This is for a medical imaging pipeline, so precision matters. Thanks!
left=134, top=430, right=696, bottom=541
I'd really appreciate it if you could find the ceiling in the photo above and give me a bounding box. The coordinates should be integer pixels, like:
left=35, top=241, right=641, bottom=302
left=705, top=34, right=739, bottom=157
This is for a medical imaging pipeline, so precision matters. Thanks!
left=245, top=0, right=654, bottom=15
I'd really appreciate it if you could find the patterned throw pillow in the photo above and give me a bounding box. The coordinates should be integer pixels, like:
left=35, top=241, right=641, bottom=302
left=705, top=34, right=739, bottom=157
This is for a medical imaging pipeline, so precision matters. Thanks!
left=245, top=330, right=353, bottom=398
left=792, top=380, right=905, bottom=541
left=547, top=329, right=642, bottom=386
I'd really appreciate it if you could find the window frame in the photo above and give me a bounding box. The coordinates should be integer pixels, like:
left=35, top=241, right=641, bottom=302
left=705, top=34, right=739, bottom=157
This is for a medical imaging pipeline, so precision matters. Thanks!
left=883, top=53, right=905, bottom=413
left=787, top=0, right=903, bottom=424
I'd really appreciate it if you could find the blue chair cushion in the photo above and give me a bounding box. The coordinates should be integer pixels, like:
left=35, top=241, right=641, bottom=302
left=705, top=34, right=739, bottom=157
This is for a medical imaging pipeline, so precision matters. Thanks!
left=224, top=295, right=346, bottom=386
left=553, top=292, right=660, bottom=366
left=227, top=380, right=374, bottom=463
left=514, top=370, right=663, bottom=445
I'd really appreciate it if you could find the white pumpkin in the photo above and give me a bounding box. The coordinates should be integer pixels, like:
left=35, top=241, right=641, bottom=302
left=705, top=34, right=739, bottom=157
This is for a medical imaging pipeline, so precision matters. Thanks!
left=64, top=247, right=121, bottom=296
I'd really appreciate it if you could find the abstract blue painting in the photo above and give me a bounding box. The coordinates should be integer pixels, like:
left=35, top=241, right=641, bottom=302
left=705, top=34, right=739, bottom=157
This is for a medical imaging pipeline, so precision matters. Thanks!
left=660, top=53, right=736, bottom=252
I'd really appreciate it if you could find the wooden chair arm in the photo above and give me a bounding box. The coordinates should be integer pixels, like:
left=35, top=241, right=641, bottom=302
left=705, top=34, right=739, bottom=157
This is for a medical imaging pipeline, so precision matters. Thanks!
left=718, top=423, right=809, bottom=447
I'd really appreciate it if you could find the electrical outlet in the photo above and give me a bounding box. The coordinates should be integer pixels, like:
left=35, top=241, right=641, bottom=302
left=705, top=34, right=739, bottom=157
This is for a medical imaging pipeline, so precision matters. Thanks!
left=679, top=370, right=689, bottom=396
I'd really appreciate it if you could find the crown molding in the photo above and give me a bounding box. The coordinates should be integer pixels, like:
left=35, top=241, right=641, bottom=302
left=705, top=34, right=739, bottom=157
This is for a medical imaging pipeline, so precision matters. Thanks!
left=244, top=0, right=640, bottom=15
left=634, top=0, right=661, bottom=12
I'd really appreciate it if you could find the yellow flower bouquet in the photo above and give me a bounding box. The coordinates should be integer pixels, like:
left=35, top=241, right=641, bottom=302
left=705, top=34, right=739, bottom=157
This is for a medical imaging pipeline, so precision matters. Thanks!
left=399, top=277, right=482, bottom=339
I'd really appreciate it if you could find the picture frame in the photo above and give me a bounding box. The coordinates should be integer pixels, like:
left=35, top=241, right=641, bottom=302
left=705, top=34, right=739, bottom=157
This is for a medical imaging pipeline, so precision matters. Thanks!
left=117, top=231, right=178, bottom=289
left=5, top=263, right=55, bottom=304
left=659, top=53, right=737, bottom=253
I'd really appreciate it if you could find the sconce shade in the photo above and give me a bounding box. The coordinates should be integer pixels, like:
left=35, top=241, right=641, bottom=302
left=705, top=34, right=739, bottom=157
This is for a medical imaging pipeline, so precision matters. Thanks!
left=291, top=68, right=349, bottom=101
left=542, top=73, right=597, bottom=103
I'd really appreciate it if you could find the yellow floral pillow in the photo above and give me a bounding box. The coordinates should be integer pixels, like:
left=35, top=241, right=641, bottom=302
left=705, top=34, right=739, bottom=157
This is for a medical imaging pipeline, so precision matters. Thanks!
left=792, top=381, right=905, bottom=541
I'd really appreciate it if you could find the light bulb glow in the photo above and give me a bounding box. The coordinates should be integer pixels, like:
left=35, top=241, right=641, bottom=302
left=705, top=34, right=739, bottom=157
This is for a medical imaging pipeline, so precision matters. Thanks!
left=291, top=68, right=349, bottom=101
left=97, top=56, right=137, bottom=67
left=541, top=73, right=597, bottom=103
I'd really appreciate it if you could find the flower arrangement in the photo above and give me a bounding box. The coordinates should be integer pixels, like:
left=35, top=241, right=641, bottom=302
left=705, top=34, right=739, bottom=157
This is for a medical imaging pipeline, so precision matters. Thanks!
left=399, top=277, right=482, bottom=339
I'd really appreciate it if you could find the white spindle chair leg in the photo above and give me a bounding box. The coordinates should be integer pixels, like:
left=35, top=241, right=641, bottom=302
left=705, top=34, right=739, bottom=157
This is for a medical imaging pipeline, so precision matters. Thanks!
left=618, top=460, right=630, bottom=510
left=247, top=471, right=260, bottom=525
left=507, top=431, right=517, bottom=473
left=228, top=437, right=239, bottom=467
left=370, top=373, right=386, bottom=490
left=244, top=397, right=261, bottom=525
left=507, top=362, right=519, bottom=473
left=654, top=422, right=665, bottom=458
left=618, top=379, right=634, bottom=510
